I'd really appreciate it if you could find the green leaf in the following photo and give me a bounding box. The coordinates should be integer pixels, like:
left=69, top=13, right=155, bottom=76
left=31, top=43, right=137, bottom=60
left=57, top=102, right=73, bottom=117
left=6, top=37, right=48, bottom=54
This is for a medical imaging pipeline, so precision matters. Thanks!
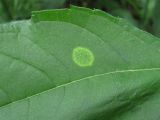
left=153, top=0, right=160, bottom=37
left=140, top=0, right=156, bottom=27
left=0, top=0, right=11, bottom=22
left=1, top=6, right=160, bottom=120
left=0, top=4, right=5, bottom=23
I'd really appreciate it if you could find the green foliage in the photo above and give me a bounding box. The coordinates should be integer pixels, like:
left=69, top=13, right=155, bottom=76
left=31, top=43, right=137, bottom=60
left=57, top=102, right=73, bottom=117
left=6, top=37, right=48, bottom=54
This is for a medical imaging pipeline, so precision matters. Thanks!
left=0, top=0, right=65, bottom=21
left=80, top=0, right=160, bottom=36
left=1, top=6, right=160, bottom=120
left=0, top=0, right=160, bottom=36
left=153, top=0, right=160, bottom=37
left=0, top=2, right=6, bottom=22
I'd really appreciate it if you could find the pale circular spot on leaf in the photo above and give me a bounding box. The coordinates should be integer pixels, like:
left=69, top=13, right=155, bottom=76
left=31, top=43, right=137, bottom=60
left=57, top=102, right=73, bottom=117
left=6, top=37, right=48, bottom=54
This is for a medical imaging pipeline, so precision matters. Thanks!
left=72, top=47, right=94, bottom=67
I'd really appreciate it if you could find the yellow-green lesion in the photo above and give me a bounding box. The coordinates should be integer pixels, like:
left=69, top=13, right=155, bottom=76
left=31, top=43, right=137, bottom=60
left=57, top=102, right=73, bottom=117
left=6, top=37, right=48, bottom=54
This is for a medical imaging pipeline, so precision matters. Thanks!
left=72, top=47, right=94, bottom=67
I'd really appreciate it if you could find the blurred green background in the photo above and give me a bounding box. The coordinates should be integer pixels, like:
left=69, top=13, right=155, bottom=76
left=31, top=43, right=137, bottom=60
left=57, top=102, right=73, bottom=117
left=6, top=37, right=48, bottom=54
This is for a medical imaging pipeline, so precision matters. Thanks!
left=0, top=0, right=160, bottom=37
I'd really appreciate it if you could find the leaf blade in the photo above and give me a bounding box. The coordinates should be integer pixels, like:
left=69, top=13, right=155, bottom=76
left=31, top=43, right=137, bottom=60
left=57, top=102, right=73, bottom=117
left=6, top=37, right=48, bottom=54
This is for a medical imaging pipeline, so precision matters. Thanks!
left=0, top=6, right=160, bottom=120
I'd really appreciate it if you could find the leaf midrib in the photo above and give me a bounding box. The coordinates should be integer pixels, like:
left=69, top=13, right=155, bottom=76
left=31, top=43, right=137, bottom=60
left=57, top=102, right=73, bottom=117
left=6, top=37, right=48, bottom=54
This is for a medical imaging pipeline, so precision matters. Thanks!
left=0, top=67, right=160, bottom=109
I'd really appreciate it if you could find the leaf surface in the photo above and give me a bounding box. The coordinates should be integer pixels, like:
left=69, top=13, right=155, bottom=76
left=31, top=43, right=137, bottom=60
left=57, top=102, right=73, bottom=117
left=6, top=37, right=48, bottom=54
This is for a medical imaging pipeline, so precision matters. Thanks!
left=0, top=6, right=160, bottom=120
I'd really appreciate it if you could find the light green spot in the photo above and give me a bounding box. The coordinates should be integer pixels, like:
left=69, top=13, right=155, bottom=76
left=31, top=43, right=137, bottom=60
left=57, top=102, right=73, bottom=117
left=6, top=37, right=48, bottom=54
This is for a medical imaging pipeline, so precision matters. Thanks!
left=72, top=47, right=94, bottom=67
